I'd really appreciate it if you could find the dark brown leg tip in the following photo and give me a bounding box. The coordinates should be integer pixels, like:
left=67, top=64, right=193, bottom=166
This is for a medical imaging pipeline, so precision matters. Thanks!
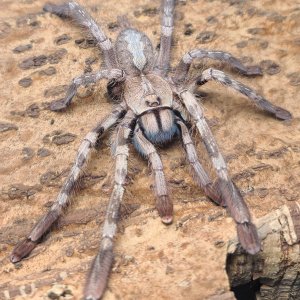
left=244, top=65, right=263, bottom=76
left=237, top=223, right=261, bottom=255
left=84, top=247, right=113, bottom=300
left=10, top=238, right=37, bottom=263
left=43, top=3, right=55, bottom=13
left=156, top=195, right=173, bottom=225
left=161, top=215, right=173, bottom=225
left=275, top=108, right=292, bottom=121
left=49, top=98, right=68, bottom=112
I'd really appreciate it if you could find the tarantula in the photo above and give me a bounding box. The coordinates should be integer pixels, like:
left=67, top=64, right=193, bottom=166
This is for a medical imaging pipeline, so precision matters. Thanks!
left=11, top=0, right=292, bottom=299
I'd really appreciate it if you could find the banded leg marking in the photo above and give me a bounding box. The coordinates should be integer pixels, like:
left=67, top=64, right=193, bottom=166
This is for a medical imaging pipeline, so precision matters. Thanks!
left=173, top=49, right=262, bottom=84
left=155, top=0, right=175, bottom=76
left=197, top=68, right=292, bottom=120
left=43, top=1, right=118, bottom=68
left=49, top=69, right=124, bottom=111
left=134, top=125, right=173, bottom=224
left=176, top=119, right=224, bottom=205
left=180, top=90, right=260, bottom=254
left=84, top=111, right=135, bottom=300
left=10, top=105, right=126, bottom=263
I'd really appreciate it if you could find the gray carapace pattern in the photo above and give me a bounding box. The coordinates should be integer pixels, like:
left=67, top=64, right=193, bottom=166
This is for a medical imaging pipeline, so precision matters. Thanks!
left=10, top=1, right=292, bottom=299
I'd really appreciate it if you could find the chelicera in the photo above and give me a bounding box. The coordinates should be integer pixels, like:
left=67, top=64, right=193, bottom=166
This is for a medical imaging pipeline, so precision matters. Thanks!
left=11, top=1, right=292, bottom=299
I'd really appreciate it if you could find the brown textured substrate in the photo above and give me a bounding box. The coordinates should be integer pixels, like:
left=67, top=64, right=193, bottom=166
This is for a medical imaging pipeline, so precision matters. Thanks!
left=0, top=0, right=299, bottom=299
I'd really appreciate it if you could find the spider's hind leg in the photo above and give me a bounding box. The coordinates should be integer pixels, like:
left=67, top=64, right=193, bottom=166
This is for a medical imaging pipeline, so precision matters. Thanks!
left=180, top=90, right=260, bottom=255
left=84, top=110, right=135, bottom=300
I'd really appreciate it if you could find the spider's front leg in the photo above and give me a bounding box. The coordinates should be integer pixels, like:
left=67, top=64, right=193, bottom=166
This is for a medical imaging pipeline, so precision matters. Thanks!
left=180, top=90, right=260, bottom=254
left=155, top=0, right=175, bottom=76
left=10, top=104, right=126, bottom=263
left=173, top=49, right=263, bottom=84
left=44, top=1, right=118, bottom=69
left=49, top=69, right=124, bottom=111
left=197, top=68, right=292, bottom=120
left=85, top=110, right=135, bottom=300
left=134, top=124, right=173, bottom=224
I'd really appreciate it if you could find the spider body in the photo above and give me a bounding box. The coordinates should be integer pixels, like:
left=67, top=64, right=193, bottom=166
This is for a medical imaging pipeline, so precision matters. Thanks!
left=11, top=1, right=292, bottom=299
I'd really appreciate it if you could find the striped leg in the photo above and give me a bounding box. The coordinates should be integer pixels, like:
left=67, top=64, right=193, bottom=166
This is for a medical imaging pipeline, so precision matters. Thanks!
left=43, top=1, right=118, bottom=68
left=173, top=49, right=262, bottom=84
left=180, top=90, right=260, bottom=255
left=197, top=68, right=292, bottom=120
left=49, top=69, right=124, bottom=111
left=10, top=105, right=126, bottom=264
left=176, top=119, right=224, bottom=206
left=84, top=111, right=135, bottom=300
left=155, top=0, right=175, bottom=76
left=134, top=124, right=173, bottom=224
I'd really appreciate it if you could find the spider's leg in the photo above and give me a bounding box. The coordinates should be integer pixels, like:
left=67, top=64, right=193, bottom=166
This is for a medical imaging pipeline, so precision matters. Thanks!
left=173, top=49, right=262, bottom=84
left=85, top=110, right=135, bottom=300
left=155, top=0, right=175, bottom=76
left=134, top=124, right=173, bottom=224
left=49, top=69, right=124, bottom=111
left=197, top=68, right=292, bottom=120
left=43, top=1, right=117, bottom=68
left=180, top=90, right=260, bottom=255
left=10, top=104, right=126, bottom=263
left=176, top=119, right=224, bottom=206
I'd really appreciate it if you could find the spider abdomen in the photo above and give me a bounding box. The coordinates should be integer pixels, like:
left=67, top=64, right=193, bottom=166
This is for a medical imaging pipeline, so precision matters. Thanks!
left=115, top=28, right=155, bottom=75
left=134, top=109, right=178, bottom=154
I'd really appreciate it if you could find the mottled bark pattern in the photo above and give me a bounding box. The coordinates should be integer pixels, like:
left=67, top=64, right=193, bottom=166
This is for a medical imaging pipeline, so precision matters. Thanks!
left=227, top=202, right=300, bottom=300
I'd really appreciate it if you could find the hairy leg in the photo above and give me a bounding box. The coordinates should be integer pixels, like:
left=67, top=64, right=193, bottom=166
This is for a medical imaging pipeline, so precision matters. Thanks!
left=43, top=1, right=118, bottom=68
left=10, top=104, right=126, bottom=263
left=180, top=90, right=260, bottom=254
left=173, top=49, right=262, bottom=84
left=49, top=69, right=124, bottom=111
left=155, top=0, right=175, bottom=76
left=176, top=119, right=224, bottom=206
left=134, top=124, right=173, bottom=224
left=197, top=68, right=292, bottom=120
left=84, top=110, right=135, bottom=300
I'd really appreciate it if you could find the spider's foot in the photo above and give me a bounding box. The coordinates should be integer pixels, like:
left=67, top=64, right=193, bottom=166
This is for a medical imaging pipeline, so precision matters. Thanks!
left=43, top=3, right=68, bottom=18
left=236, top=222, right=261, bottom=255
left=242, top=65, right=263, bottom=76
left=259, top=99, right=292, bottom=120
left=161, top=215, right=173, bottom=224
left=43, top=3, right=58, bottom=13
left=11, top=238, right=37, bottom=263
left=85, top=243, right=113, bottom=300
left=157, top=195, right=173, bottom=224
left=274, top=107, right=292, bottom=121
left=49, top=98, right=69, bottom=112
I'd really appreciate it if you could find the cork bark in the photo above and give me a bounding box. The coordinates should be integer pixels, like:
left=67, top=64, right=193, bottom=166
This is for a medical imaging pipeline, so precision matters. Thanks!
left=227, top=202, right=300, bottom=300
